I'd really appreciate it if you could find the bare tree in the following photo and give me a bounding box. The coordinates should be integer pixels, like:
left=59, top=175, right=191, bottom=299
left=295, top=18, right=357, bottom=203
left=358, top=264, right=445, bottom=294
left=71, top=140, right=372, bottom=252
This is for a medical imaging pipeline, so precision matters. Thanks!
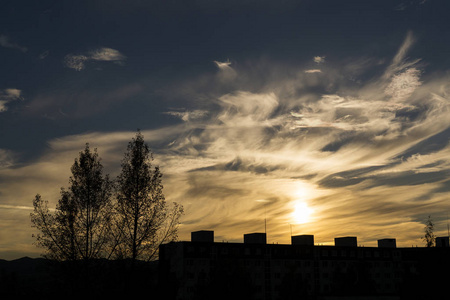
left=114, top=131, right=183, bottom=262
left=422, top=215, right=436, bottom=247
left=31, top=144, right=114, bottom=261
left=31, top=192, right=76, bottom=261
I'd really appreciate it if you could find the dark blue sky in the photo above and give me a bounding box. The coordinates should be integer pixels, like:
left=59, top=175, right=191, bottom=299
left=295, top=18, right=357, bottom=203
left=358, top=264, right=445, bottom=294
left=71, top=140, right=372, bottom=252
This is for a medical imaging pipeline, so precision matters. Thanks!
left=2, top=1, right=448, bottom=152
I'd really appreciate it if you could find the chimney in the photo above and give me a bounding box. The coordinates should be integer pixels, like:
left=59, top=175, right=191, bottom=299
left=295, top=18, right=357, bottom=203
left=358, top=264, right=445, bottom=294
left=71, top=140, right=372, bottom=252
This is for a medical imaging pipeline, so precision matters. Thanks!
left=244, top=233, right=267, bottom=244
left=378, top=238, right=397, bottom=248
left=291, top=235, right=314, bottom=246
left=335, top=236, right=357, bottom=247
left=191, top=230, right=214, bottom=243
left=436, top=236, right=450, bottom=247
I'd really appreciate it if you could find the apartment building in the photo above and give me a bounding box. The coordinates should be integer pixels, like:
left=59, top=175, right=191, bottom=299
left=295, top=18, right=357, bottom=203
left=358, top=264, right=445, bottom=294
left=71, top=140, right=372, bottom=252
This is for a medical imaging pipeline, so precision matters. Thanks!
left=159, top=231, right=450, bottom=300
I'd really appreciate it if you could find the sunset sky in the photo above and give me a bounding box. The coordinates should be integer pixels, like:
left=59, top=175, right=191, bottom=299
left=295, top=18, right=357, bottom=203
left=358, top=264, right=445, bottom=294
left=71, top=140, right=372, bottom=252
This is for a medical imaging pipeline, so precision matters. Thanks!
left=2, top=0, right=450, bottom=260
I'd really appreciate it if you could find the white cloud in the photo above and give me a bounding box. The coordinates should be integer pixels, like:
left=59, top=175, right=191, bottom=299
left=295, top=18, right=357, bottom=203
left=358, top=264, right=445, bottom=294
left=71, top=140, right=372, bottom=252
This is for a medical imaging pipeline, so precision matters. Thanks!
left=216, top=91, right=279, bottom=129
left=0, top=35, right=27, bottom=53
left=64, top=54, right=89, bottom=71
left=64, top=47, right=126, bottom=71
left=383, top=31, right=421, bottom=80
left=305, top=69, right=322, bottom=73
left=385, top=68, right=422, bottom=101
left=214, top=59, right=237, bottom=81
left=214, top=59, right=232, bottom=69
left=314, top=56, right=325, bottom=64
left=4, top=88, right=21, bottom=98
left=165, top=110, right=209, bottom=122
left=0, top=101, right=7, bottom=112
left=0, top=149, right=15, bottom=169
left=0, top=88, right=22, bottom=112
left=89, top=47, right=126, bottom=62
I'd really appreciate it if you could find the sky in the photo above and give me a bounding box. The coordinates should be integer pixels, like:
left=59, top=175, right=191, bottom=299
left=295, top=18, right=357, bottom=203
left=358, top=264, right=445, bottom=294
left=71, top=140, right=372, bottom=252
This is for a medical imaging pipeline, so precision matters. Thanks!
left=1, top=0, right=450, bottom=260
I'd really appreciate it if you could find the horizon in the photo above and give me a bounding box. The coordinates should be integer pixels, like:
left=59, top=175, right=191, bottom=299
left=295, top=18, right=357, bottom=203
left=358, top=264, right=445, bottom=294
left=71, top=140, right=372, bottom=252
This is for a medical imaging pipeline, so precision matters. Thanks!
left=2, top=0, right=450, bottom=260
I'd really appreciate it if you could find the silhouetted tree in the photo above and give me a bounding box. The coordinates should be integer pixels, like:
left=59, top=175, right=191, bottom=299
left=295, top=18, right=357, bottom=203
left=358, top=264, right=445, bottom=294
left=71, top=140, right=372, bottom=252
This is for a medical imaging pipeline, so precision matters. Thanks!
left=31, top=144, right=115, bottom=261
left=114, top=131, right=183, bottom=262
left=422, top=215, right=435, bottom=247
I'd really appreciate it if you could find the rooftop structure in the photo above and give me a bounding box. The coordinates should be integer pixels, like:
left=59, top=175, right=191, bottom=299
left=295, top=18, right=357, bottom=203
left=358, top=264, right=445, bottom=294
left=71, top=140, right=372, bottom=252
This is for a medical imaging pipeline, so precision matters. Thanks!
left=436, top=236, right=450, bottom=247
left=191, top=230, right=214, bottom=243
left=244, top=232, right=267, bottom=244
left=291, top=234, right=314, bottom=246
left=334, top=236, right=357, bottom=247
left=378, top=238, right=397, bottom=248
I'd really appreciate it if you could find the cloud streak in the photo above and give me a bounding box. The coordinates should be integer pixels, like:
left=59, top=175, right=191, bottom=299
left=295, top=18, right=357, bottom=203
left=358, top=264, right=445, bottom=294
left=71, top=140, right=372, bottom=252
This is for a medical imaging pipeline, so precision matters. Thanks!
left=0, top=88, right=22, bottom=112
left=155, top=32, right=450, bottom=245
left=0, top=35, right=27, bottom=53
left=314, top=56, right=325, bottom=64
left=64, top=47, right=126, bottom=71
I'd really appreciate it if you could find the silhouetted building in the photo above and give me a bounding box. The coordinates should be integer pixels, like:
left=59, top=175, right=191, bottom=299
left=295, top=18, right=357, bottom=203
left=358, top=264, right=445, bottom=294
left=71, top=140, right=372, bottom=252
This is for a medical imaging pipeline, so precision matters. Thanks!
left=159, top=231, right=450, bottom=300
left=191, top=230, right=214, bottom=243
left=244, top=233, right=267, bottom=244
left=436, top=236, right=449, bottom=247
left=334, top=236, right=357, bottom=247
left=291, top=234, right=314, bottom=246
left=378, top=238, right=397, bottom=248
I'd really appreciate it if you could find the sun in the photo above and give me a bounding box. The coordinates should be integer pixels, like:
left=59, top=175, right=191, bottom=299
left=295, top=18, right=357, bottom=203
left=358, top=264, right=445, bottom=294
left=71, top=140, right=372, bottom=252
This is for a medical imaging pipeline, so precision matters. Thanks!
left=292, top=201, right=313, bottom=224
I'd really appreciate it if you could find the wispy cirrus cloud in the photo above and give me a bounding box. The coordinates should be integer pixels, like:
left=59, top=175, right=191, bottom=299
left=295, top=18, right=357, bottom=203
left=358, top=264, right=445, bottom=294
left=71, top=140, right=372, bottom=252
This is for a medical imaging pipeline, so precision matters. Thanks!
left=304, top=69, right=322, bottom=74
left=64, top=47, right=126, bottom=71
left=64, top=54, right=89, bottom=71
left=384, top=67, right=422, bottom=101
left=304, top=55, right=326, bottom=74
left=2, top=31, right=450, bottom=251
left=164, top=109, right=209, bottom=122
left=214, top=59, right=237, bottom=82
left=0, top=88, right=22, bottom=112
left=154, top=32, right=450, bottom=244
left=0, top=35, right=27, bottom=53
left=89, top=47, right=126, bottom=62
left=314, top=56, right=325, bottom=64
left=383, top=31, right=421, bottom=81
left=0, top=149, right=16, bottom=169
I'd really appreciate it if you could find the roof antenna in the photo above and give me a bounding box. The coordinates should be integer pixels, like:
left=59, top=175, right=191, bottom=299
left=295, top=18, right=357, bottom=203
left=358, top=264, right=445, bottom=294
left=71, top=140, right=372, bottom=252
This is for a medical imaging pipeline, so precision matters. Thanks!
left=264, top=204, right=267, bottom=235
left=447, top=212, right=449, bottom=237
left=255, top=199, right=269, bottom=239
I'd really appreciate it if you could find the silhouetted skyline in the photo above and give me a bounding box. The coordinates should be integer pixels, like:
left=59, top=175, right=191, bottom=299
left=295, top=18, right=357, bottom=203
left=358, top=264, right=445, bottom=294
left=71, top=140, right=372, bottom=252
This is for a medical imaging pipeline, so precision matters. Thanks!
left=159, top=230, right=450, bottom=299
left=2, top=0, right=450, bottom=260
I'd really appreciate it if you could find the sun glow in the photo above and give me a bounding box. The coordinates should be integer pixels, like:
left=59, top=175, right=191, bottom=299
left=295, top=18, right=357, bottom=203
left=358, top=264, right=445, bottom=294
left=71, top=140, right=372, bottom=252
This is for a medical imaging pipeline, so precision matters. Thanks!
left=292, top=201, right=314, bottom=224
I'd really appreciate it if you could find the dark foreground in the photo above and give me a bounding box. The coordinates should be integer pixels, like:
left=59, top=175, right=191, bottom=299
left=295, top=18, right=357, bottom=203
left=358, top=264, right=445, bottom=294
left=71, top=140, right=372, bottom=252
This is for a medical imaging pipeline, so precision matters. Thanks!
left=0, top=257, right=159, bottom=297
left=0, top=255, right=448, bottom=300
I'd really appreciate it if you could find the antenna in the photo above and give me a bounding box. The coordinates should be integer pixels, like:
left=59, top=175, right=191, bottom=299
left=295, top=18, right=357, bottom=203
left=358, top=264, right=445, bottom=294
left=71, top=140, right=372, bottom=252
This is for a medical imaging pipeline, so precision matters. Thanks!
left=264, top=204, right=267, bottom=235
left=447, top=212, right=449, bottom=237
left=255, top=199, right=269, bottom=239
